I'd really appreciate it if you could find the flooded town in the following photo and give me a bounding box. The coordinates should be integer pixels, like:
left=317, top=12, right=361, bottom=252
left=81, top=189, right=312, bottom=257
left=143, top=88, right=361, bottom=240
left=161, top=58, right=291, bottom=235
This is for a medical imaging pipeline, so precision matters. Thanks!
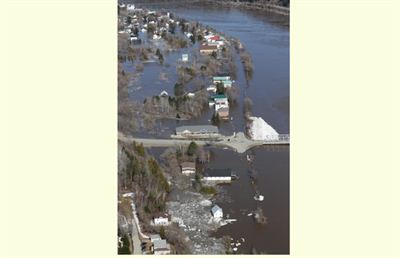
left=117, top=0, right=289, bottom=255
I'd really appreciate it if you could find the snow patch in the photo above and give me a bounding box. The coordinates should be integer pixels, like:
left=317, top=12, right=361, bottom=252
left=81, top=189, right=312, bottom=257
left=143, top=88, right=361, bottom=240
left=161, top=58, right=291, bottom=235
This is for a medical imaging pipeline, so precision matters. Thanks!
left=248, top=117, right=279, bottom=140
left=200, top=200, right=212, bottom=206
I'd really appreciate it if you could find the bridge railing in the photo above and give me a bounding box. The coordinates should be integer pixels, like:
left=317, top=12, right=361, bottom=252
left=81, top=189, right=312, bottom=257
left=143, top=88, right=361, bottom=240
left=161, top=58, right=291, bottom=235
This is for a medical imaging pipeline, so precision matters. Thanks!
left=264, top=134, right=290, bottom=142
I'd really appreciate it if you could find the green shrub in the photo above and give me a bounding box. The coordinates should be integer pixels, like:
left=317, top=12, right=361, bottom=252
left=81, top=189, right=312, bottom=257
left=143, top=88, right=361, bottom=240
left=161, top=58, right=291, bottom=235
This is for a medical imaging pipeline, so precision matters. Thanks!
left=187, top=141, right=198, bottom=156
left=200, top=186, right=217, bottom=195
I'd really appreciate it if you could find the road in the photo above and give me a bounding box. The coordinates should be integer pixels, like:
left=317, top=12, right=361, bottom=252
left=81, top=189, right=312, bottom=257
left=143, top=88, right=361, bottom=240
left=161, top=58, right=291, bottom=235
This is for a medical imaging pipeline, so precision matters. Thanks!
left=119, top=132, right=289, bottom=153
left=131, top=216, right=142, bottom=254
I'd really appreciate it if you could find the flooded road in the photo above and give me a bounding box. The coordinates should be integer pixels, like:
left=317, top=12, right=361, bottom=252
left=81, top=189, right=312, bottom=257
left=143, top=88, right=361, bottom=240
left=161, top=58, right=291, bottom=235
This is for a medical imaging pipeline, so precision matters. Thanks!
left=130, top=2, right=289, bottom=254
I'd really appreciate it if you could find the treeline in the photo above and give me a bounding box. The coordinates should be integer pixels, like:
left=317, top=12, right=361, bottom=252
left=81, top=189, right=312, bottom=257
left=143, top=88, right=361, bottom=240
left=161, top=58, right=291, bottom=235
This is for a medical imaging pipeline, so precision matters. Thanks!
left=119, top=141, right=171, bottom=224
left=213, top=0, right=289, bottom=7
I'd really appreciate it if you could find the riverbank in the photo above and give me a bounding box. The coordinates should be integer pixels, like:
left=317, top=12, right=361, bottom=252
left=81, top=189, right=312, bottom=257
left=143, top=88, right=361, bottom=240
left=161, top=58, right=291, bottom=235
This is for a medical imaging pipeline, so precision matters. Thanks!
left=201, top=0, right=289, bottom=17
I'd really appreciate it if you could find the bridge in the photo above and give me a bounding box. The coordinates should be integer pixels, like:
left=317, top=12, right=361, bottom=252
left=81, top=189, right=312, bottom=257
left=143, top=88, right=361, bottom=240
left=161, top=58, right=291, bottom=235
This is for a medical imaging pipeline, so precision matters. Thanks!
left=119, top=132, right=289, bottom=153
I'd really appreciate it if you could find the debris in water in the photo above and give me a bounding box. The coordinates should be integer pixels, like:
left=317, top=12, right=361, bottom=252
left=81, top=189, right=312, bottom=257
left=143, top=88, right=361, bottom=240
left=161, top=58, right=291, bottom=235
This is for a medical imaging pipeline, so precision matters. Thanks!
left=253, top=207, right=268, bottom=224
left=254, top=194, right=264, bottom=201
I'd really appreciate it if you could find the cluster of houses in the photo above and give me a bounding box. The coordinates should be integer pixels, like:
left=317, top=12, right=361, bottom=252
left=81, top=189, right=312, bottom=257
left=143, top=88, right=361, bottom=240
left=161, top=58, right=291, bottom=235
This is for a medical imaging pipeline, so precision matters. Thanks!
left=199, top=32, right=225, bottom=55
left=118, top=3, right=179, bottom=43
left=146, top=214, right=171, bottom=254
left=206, top=74, right=234, bottom=120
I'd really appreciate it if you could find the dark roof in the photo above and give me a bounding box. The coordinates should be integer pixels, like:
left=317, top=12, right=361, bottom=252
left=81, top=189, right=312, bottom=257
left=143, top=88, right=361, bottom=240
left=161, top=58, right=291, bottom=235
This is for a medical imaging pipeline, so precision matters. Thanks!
left=181, top=162, right=196, bottom=169
left=204, top=168, right=232, bottom=177
left=216, top=73, right=230, bottom=77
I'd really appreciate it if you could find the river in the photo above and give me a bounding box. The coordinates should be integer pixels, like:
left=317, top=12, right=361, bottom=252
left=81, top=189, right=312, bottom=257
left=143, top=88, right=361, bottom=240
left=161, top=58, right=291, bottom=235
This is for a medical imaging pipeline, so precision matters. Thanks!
left=126, top=2, right=289, bottom=254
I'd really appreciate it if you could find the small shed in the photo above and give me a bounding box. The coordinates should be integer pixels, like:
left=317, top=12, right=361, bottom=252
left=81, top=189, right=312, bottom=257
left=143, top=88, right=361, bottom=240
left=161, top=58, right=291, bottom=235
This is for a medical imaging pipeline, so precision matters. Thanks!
left=153, top=214, right=170, bottom=226
left=181, top=162, right=196, bottom=174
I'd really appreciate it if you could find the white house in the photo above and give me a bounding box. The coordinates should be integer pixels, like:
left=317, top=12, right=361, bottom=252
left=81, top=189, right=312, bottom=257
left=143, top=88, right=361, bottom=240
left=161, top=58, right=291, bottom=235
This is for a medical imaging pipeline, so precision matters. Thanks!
left=186, top=92, right=195, bottom=98
left=127, top=4, right=135, bottom=11
left=159, top=90, right=169, bottom=97
left=153, top=214, right=170, bottom=226
left=181, top=162, right=195, bottom=174
left=182, top=54, right=189, bottom=62
left=211, top=205, right=223, bottom=218
left=207, top=85, right=217, bottom=92
left=214, top=95, right=229, bottom=111
left=184, top=32, right=193, bottom=38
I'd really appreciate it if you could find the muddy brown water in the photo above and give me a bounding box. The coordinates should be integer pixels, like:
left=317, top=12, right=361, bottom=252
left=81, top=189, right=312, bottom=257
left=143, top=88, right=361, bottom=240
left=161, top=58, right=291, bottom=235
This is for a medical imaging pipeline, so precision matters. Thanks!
left=124, top=2, right=289, bottom=254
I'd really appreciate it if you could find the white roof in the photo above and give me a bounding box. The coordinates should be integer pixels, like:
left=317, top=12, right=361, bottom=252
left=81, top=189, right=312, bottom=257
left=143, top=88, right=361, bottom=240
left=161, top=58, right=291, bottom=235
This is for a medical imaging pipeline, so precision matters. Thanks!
left=211, top=205, right=222, bottom=214
left=159, top=90, right=169, bottom=96
left=150, top=234, right=161, bottom=240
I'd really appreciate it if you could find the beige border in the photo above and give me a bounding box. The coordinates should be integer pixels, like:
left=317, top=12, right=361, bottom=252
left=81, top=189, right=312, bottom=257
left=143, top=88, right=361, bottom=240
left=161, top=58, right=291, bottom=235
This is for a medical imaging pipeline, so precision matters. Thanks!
left=2, top=0, right=399, bottom=257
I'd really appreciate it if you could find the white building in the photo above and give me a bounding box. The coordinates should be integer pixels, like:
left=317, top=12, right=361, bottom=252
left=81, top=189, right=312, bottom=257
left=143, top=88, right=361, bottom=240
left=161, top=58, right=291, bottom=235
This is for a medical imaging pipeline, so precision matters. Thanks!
left=127, top=4, right=135, bottom=11
left=153, top=215, right=170, bottom=226
left=182, top=54, right=188, bottom=62
left=211, top=205, right=223, bottom=218
left=159, top=90, right=169, bottom=97
left=207, top=85, right=217, bottom=92
left=186, top=92, right=195, bottom=98
left=181, top=162, right=196, bottom=174
left=214, top=96, right=229, bottom=111
left=203, top=168, right=232, bottom=182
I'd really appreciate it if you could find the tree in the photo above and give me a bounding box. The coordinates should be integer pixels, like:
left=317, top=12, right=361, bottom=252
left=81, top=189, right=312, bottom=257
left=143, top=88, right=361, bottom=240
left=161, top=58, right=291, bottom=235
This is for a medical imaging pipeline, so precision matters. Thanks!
left=243, top=97, right=253, bottom=118
left=216, top=82, right=225, bottom=94
left=190, top=35, right=196, bottom=44
left=211, top=112, right=220, bottom=126
left=159, top=226, right=166, bottom=239
left=174, top=83, right=184, bottom=97
left=187, top=141, right=198, bottom=156
left=118, top=234, right=131, bottom=254
left=134, top=142, right=146, bottom=157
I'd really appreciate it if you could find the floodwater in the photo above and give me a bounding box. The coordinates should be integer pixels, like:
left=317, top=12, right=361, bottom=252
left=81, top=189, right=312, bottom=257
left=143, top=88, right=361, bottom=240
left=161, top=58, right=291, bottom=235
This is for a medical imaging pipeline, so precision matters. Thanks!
left=126, top=2, right=289, bottom=254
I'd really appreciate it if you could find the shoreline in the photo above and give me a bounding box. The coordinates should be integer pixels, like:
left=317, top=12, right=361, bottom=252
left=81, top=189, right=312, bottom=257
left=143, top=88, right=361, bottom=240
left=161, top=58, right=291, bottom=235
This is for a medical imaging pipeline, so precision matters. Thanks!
left=130, top=0, right=289, bottom=18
